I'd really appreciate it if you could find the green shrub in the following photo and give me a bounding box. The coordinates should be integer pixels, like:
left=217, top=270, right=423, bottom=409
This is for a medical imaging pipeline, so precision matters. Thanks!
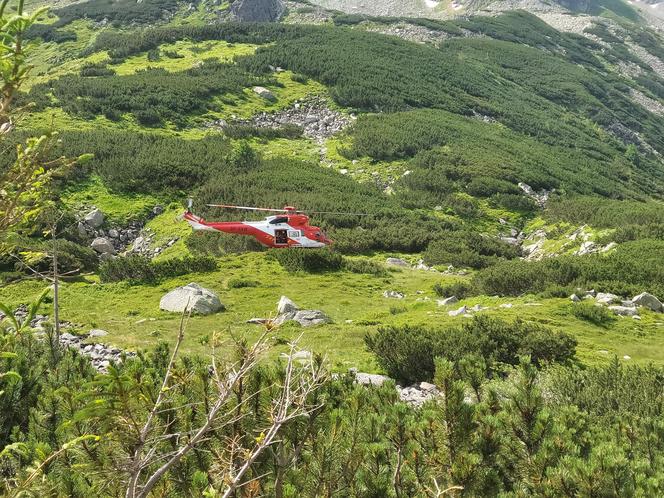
left=365, top=316, right=576, bottom=383
left=100, top=255, right=217, bottom=283
left=268, top=248, right=342, bottom=273
left=423, top=231, right=519, bottom=269
left=433, top=281, right=475, bottom=299
left=572, top=302, right=617, bottom=328
left=186, top=231, right=264, bottom=255
left=474, top=240, right=664, bottom=298
left=227, top=278, right=259, bottom=289
left=99, top=255, right=154, bottom=283
left=342, top=258, right=387, bottom=276
left=290, top=73, right=308, bottom=84
left=223, top=124, right=303, bottom=140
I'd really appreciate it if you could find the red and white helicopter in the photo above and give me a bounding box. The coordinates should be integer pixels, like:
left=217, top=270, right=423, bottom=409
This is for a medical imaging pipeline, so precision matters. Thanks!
left=184, top=201, right=365, bottom=249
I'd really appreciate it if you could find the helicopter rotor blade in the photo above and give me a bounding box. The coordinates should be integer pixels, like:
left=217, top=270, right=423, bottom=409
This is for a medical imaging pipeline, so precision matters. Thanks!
left=207, top=204, right=371, bottom=216
left=206, top=204, right=288, bottom=213
left=307, top=210, right=371, bottom=216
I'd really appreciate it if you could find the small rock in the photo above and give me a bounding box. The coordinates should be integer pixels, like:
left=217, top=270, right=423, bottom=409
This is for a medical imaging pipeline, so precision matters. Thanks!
left=84, top=208, right=104, bottom=228
left=89, top=329, right=108, bottom=338
left=277, top=296, right=299, bottom=314
left=91, top=237, right=115, bottom=255
left=383, top=290, right=405, bottom=299
left=437, top=296, right=459, bottom=306
left=570, top=294, right=581, bottom=302
left=632, top=315, right=642, bottom=320
left=354, top=372, right=391, bottom=386
left=77, top=222, right=88, bottom=239
left=290, top=310, right=330, bottom=327
left=623, top=355, right=631, bottom=360
left=292, top=350, right=312, bottom=360
left=449, top=305, right=467, bottom=317
left=386, top=257, right=409, bottom=267
left=500, top=303, right=513, bottom=309
left=60, top=332, right=79, bottom=342
left=153, top=205, right=164, bottom=216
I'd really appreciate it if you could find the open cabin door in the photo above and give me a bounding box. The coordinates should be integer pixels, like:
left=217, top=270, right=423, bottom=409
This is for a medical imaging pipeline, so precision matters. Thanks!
left=274, top=229, right=288, bottom=245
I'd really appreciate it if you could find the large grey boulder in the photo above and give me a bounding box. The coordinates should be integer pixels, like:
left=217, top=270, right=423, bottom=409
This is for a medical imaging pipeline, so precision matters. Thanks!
left=596, top=292, right=620, bottom=305
left=608, top=305, right=638, bottom=317
left=277, top=296, right=299, bottom=315
left=353, top=371, right=391, bottom=386
left=91, top=237, right=115, bottom=254
left=632, top=292, right=663, bottom=312
left=159, top=283, right=224, bottom=315
left=84, top=208, right=105, bottom=228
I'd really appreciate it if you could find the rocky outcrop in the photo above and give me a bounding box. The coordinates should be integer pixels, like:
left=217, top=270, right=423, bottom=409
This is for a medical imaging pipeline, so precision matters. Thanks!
left=351, top=369, right=442, bottom=407
left=265, top=296, right=331, bottom=327
left=518, top=182, right=552, bottom=208
left=230, top=0, right=285, bottom=22
left=3, top=305, right=134, bottom=373
left=77, top=206, right=163, bottom=257
left=160, top=283, right=225, bottom=315
left=59, top=332, right=136, bottom=373
left=211, top=96, right=352, bottom=142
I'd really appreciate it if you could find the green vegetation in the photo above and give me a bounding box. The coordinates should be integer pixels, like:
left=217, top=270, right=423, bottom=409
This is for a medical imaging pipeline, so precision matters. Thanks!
left=365, top=315, right=577, bottom=384
left=474, top=239, right=664, bottom=298
left=268, top=247, right=343, bottom=273
left=99, top=255, right=217, bottom=284
left=572, top=301, right=617, bottom=327
left=29, top=61, right=270, bottom=127
left=5, top=2, right=664, bottom=494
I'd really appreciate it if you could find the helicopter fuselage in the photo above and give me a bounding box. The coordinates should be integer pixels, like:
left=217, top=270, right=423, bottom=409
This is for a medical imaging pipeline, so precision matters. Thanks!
left=184, top=211, right=330, bottom=248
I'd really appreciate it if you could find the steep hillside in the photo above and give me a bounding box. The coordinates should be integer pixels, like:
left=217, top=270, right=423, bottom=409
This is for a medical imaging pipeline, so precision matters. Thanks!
left=7, top=0, right=664, bottom=494
left=4, top=1, right=664, bottom=368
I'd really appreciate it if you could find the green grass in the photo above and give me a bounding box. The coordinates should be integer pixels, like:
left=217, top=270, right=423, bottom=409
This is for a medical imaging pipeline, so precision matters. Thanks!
left=111, top=40, right=259, bottom=75
left=2, top=251, right=664, bottom=372
left=61, top=175, right=164, bottom=224
left=146, top=204, right=194, bottom=260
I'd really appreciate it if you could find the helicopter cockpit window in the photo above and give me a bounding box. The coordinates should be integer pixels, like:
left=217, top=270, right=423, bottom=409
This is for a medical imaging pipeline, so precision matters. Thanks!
left=269, top=217, right=289, bottom=224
